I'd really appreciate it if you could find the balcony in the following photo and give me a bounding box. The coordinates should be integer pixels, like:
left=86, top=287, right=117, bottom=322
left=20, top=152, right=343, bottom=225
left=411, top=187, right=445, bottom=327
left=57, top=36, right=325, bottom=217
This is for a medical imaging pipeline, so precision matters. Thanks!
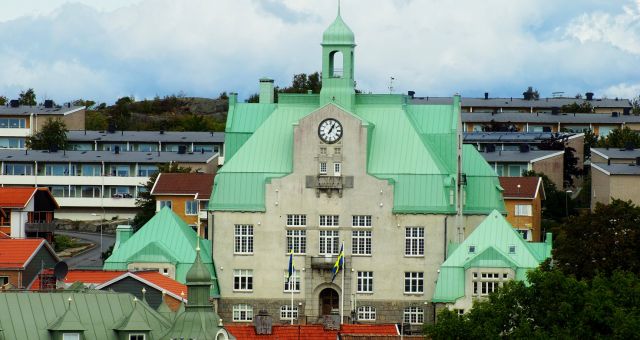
left=25, top=222, right=56, bottom=233
left=310, top=255, right=339, bottom=269
left=316, top=176, right=343, bottom=189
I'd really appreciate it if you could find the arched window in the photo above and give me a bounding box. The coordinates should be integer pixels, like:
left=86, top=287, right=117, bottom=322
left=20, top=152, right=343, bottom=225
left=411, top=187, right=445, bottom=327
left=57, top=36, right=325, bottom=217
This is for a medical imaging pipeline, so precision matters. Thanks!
left=329, top=51, right=343, bottom=78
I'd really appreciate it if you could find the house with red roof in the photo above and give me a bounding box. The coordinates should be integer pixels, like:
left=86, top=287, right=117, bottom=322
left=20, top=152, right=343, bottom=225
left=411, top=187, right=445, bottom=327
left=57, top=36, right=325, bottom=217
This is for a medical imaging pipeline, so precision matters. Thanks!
left=31, top=268, right=188, bottom=311
left=499, top=177, right=545, bottom=241
left=150, top=172, right=214, bottom=237
left=0, top=187, right=59, bottom=240
left=0, top=238, right=60, bottom=289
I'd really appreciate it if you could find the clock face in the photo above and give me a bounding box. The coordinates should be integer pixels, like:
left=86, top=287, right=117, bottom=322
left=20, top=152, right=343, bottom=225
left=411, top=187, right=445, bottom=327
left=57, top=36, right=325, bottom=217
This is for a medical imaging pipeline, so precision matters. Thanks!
left=318, top=118, right=343, bottom=143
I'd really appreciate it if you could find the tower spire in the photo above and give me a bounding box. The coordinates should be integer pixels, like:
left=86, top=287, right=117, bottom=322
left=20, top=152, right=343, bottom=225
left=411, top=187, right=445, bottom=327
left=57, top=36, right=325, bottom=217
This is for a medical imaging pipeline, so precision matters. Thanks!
left=338, top=0, right=341, bottom=16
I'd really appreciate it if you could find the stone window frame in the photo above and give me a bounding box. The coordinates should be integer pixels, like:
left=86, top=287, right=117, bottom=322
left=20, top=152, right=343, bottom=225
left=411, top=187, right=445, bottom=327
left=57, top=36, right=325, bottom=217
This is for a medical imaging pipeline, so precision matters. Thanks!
left=234, top=224, right=254, bottom=254
left=233, top=269, right=253, bottom=291
left=404, top=226, right=425, bottom=256
left=232, top=303, right=254, bottom=321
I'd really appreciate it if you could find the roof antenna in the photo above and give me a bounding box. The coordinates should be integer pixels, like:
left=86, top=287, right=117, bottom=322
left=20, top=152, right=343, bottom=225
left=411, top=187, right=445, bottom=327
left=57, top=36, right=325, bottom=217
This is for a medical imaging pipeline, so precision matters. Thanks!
left=196, top=223, right=201, bottom=251
left=337, top=0, right=341, bottom=16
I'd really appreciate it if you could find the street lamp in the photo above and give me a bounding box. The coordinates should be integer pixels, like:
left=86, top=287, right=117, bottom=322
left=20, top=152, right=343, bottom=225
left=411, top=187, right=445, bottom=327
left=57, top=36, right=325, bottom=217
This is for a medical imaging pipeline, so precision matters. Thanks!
left=91, top=213, right=103, bottom=263
left=565, top=190, right=573, bottom=217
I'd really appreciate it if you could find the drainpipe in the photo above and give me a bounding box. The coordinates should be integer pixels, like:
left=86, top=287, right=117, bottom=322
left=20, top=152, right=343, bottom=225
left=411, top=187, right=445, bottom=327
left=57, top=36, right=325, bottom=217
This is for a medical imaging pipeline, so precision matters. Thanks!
left=443, top=216, right=448, bottom=261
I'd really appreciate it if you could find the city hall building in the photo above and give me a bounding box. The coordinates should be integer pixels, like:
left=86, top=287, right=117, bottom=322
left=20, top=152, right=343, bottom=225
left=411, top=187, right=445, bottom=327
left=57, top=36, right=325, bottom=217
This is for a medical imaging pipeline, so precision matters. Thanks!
left=208, top=8, right=505, bottom=327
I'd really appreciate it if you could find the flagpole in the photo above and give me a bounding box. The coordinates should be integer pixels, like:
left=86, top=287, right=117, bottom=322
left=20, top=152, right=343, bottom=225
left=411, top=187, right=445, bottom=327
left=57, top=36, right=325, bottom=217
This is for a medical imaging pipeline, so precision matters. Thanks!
left=340, top=241, right=345, bottom=324
left=291, top=268, right=294, bottom=325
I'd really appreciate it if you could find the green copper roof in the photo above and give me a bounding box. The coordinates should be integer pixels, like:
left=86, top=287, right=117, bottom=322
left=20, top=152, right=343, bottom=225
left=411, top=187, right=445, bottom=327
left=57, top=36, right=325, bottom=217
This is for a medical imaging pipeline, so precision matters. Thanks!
left=186, top=249, right=212, bottom=284
left=162, top=310, right=225, bottom=340
left=0, top=291, right=171, bottom=340
left=48, top=303, right=85, bottom=331
left=432, top=210, right=553, bottom=303
left=322, top=12, right=355, bottom=46
left=104, top=207, right=219, bottom=296
left=113, top=301, right=152, bottom=331
left=156, top=295, right=175, bottom=321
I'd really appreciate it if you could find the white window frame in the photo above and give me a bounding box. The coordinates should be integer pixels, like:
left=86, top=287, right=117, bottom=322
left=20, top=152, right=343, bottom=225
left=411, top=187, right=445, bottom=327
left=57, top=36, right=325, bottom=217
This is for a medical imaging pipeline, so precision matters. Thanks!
left=352, top=230, right=372, bottom=255
left=280, top=305, right=299, bottom=320
left=319, top=215, right=339, bottom=227
left=159, top=200, right=172, bottom=210
left=0, top=276, right=9, bottom=285
left=62, top=334, right=80, bottom=340
left=286, top=214, right=306, bottom=226
left=233, top=269, right=253, bottom=291
left=319, top=230, right=340, bottom=255
left=333, top=162, right=341, bottom=176
left=403, top=306, right=424, bottom=324
left=319, top=162, right=327, bottom=174
left=128, top=334, right=146, bottom=340
left=232, top=304, right=253, bottom=321
left=352, top=215, right=371, bottom=227
left=357, top=271, right=373, bottom=293
left=185, top=200, right=198, bottom=215
left=284, top=270, right=301, bottom=292
left=234, top=224, right=253, bottom=254
left=405, top=227, right=424, bottom=256
left=404, top=272, right=424, bottom=294
left=357, top=306, right=376, bottom=321
left=515, top=204, right=533, bottom=216
left=472, top=271, right=505, bottom=296
left=286, top=229, right=306, bottom=254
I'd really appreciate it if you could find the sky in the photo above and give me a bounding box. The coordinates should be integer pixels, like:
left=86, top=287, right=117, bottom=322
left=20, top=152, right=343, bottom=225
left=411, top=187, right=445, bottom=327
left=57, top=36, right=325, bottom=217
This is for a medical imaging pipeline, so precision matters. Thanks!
left=0, top=0, right=639, bottom=104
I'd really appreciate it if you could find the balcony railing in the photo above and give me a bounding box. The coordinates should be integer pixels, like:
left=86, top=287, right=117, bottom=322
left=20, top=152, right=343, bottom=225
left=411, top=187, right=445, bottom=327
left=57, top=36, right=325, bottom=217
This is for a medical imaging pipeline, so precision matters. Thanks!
left=316, top=176, right=343, bottom=189
left=310, top=255, right=339, bottom=269
left=25, top=222, right=56, bottom=233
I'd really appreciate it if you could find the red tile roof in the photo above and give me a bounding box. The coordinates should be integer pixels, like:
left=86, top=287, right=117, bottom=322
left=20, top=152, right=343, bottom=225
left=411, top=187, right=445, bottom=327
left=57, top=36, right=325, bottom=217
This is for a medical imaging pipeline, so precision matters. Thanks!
left=0, top=187, right=58, bottom=208
left=0, top=231, right=9, bottom=239
left=0, top=238, right=51, bottom=269
left=31, top=269, right=126, bottom=290
left=31, top=269, right=187, bottom=300
left=225, top=324, right=398, bottom=340
left=150, top=173, right=215, bottom=199
left=499, top=177, right=544, bottom=199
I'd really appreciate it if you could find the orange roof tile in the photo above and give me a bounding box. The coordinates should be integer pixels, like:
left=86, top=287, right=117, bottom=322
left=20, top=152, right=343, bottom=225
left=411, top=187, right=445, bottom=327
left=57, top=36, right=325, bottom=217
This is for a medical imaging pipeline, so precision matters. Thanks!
left=0, top=238, right=49, bottom=269
left=499, top=177, right=544, bottom=199
left=0, top=187, right=58, bottom=208
left=0, top=231, right=9, bottom=239
left=150, top=173, right=215, bottom=199
left=31, top=269, right=127, bottom=290
left=225, top=324, right=398, bottom=340
left=134, top=271, right=187, bottom=299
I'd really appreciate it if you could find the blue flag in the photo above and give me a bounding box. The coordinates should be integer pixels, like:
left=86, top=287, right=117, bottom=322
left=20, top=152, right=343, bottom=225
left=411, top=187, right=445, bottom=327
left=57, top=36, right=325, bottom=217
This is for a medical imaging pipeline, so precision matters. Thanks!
left=287, top=250, right=295, bottom=281
left=331, top=244, right=344, bottom=282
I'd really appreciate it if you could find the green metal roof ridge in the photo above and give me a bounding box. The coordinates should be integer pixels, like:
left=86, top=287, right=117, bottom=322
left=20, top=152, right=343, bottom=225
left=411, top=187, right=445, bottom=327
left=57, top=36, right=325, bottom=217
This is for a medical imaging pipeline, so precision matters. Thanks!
left=463, top=245, right=519, bottom=269
left=113, top=301, right=153, bottom=331
left=47, top=303, right=86, bottom=331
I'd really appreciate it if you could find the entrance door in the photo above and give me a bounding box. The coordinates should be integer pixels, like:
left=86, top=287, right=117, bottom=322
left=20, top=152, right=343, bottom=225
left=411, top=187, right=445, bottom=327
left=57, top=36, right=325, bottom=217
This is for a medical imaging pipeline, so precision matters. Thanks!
left=319, top=288, right=339, bottom=316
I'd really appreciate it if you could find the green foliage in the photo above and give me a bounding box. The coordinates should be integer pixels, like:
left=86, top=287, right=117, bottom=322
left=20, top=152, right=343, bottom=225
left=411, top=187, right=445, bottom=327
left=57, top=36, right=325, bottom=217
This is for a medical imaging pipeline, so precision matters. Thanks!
left=0, top=96, right=7, bottom=105
left=245, top=93, right=259, bottom=103
left=72, top=98, right=96, bottom=109
left=522, top=86, right=540, bottom=100
left=110, top=96, right=134, bottom=130
left=279, top=72, right=322, bottom=94
left=481, top=120, right=519, bottom=132
left=132, top=163, right=192, bottom=231
left=583, top=129, right=599, bottom=160
left=26, top=118, right=68, bottom=150
left=19, top=88, right=36, bottom=106
left=426, top=268, right=640, bottom=339
left=561, top=101, right=593, bottom=113
left=597, top=126, right=640, bottom=148
left=53, top=234, right=82, bottom=252
left=101, top=244, right=114, bottom=260
left=633, top=95, right=640, bottom=115
left=523, top=170, right=575, bottom=221
left=85, top=111, right=109, bottom=130
left=554, top=199, right=640, bottom=279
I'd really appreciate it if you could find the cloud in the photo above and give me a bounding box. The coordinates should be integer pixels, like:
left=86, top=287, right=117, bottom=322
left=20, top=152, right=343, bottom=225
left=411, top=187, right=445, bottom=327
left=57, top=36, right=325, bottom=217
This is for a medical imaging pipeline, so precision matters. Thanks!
left=0, top=0, right=639, bottom=104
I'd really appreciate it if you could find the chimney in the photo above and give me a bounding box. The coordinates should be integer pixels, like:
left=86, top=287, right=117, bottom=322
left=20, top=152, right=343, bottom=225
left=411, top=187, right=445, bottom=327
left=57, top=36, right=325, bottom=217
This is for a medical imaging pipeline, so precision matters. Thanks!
left=408, top=91, right=415, bottom=99
left=114, top=225, right=133, bottom=251
left=585, top=92, right=594, bottom=101
left=229, top=92, right=238, bottom=106
left=253, top=310, right=273, bottom=335
left=484, top=92, right=489, bottom=100
left=259, top=78, right=275, bottom=104
left=545, top=232, right=553, bottom=247
left=44, top=100, right=54, bottom=108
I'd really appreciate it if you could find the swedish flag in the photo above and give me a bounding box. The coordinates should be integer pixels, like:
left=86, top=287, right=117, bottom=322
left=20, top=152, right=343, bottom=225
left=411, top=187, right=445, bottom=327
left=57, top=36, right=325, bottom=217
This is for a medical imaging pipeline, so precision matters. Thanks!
left=331, top=244, right=344, bottom=282
left=287, top=250, right=295, bottom=281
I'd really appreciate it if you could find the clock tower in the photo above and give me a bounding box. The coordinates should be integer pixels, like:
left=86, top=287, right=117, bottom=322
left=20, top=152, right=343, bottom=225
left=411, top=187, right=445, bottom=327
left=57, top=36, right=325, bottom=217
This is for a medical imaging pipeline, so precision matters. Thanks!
left=320, top=5, right=356, bottom=111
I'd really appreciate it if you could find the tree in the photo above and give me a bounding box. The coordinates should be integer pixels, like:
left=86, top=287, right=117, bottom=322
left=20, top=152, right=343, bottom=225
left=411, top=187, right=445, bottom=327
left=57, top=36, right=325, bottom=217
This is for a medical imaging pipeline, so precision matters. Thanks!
left=597, top=126, right=640, bottom=148
left=583, top=129, right=599, bottom=161
left=522, top=86, right=540, bottom=100
left=245, top=93, right=259, bottom=103
left=26, top=118, right=68, bottom=150
left=132, top=163, right=192, bottom=231
left=561, top=101, right=593, bottom=113
left=0, top=96, right=7, bottom=106
left=280, top=72, right=322, bottom=94
left=523, top=170, right=575, bottom=221
left=72, top=98, right=96, bottom=109
left=19, top=88, right=36, bottom=106
left=554, top=199, right=640, bottom=279
left=563, top=146, right=581, bottom=188
left=110, top=96, right=134, bottom=130
left=425, top=268, right=640, bottom=339
left=633, top=95, right=640, bottom=115
left=481, top=120, right=518, bottom=132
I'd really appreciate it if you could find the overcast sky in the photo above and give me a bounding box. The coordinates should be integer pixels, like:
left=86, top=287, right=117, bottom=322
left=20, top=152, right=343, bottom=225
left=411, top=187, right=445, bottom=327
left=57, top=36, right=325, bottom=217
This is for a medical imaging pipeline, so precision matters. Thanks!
left=1, top=0, right=639, bottom=104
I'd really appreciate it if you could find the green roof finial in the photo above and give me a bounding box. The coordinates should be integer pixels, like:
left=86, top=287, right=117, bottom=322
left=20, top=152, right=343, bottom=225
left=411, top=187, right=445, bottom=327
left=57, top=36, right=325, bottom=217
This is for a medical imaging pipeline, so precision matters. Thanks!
left=338, top=0, right=341, bottom=16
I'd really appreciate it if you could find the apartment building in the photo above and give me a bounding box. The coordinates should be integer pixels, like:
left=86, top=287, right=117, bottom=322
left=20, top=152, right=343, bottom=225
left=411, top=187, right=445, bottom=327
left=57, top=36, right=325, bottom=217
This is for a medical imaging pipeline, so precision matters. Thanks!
left=0, top=149, right=217, bottom=220
left=590, top=147, right=640, bottom=210
left=0, top=102, right=85, bottom=149
left=0, top=187, right=58, bottom=240
left=480, top=148, right=565, bottom=187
